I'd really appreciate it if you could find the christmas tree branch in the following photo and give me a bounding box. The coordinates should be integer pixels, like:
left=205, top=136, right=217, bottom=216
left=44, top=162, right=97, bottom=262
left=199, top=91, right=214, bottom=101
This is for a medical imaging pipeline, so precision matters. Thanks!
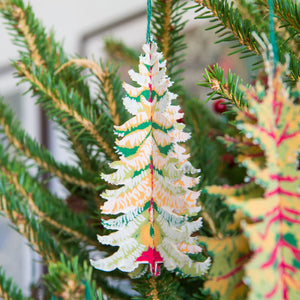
left=102, top=68, right=121, bottom=126
left=0, top=0, right=47, bottom=67
left=152, top=0, right=187, bottom=92
left=234, top=0, right=265, bottom=25
left=158, top=0, right=172, bottom=64
left=5, top=2, right=43, bottom=66
left=148, top=277, right=160, bottom=300
left=256, top=0, right=300, bottom=56
left=58, top=59, right=124, bottom=126
left=0, top=266, right=30, bottom=300
left=0, top=99, right=98, bottom=189
left=259, top=0, right=300, bottom=33
left=0, top=144, right=100, bottom=249
left=44, top=256, right=103, bottom=300
left=0, top=0, right=104, bottom=168
left=56, top=59, right=105, bottom=82
left=201, top=210, right=219, bottom=238
left=96, top=277, right=131, bottom=300
left=15, top=62, right=117, bottom=160
left=7, top=171, right=98, bottom=248
left=199, top=64, right=248, bottom=109
left=133, top=270, right=180, bottom=300
left=0, top=191, right=60, bottom=262
left=194, top=0, right=260, bottom=57
left=67, top=125, right=96, bottom=172
left=104, top=38, right=139, bottom=66
left=194, top=0, right=300, bottom=82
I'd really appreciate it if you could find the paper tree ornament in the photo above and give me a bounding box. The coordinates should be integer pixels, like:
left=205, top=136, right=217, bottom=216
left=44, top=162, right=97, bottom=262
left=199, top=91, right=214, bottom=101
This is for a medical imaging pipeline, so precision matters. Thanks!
left=91, top=42, right=210, bottom=277
left=209, top=58, right=300, bottom=299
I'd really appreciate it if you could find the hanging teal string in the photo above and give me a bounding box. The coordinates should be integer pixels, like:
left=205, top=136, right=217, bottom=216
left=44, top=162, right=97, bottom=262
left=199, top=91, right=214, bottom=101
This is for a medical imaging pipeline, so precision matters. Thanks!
left=146, top=0, right=152, bottom=44
left=268, top=0, right=279, bottom=64
left=82, top=280, right=91, bottom=300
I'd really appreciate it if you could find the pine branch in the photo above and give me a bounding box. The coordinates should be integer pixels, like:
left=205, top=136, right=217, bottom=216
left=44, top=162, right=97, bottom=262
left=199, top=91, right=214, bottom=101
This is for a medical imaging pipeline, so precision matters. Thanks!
left=194, top=0, right=300, bottom=83
left=250, top=0, right=300, bottom=56
left=198, top=64, right=248, bottom=109
left=262, top=0, right=300, bottom=33
left=56, top=59, right=105, bottom=82
left=0, top=0, right=43, bottom=66
left=152, top=0, right=187, bottom=93
left=0, top=189, right=61, bottom=261
left=58, top=59, right=125, bottom=126
left=201, top=209, right=222, bottom=238
left=1, top=166, right=97, bottom=248
left=154, top=0, right=172, bottom=62
left=0, top=99, right=99, bottom=189
left=104, top=38, right=139, bottom=66
left=0, top=266, right=31, bottom=300
left=234, top=0, right=266, bottom=25
left=287, top=52, right=300, bottom=83
left=133, top=269, right=180, bottom=300
left=0, top=0, right=91, bottom=97
left=98, top=63, right=128, bottom=126
left=0, top=145, right=100, bottom=250
left=194, top=0, right=260, bottom=57
left=148, top=277, right=160, bottom=300
left=15, top=62, right=117, bottom=160
left=0, top=0, right=103, bottom=169
left=101, top=68, right=121, bottom=126
left=44, top=255, right=102, bottom=300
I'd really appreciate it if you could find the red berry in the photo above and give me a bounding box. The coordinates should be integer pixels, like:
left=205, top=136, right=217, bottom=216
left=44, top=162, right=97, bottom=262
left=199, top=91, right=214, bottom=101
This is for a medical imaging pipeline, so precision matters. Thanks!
left=251, top=73, right=268, bottom=88
left=213, top=100, right=227, bottom=114
left=221, top=153, right=235, bottom=168
left=177, top=108, right=185, bottom=123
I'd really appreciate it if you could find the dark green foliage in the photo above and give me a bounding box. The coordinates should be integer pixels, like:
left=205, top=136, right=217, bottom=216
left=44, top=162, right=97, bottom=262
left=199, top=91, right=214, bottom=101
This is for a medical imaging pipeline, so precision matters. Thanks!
left=97, top=61, right=129, bottom=125
left=1, top=0, right=116, bottom=167
left=133, top=269, right=180, bottom=300
left=269, top=0, right=300, bottom=32
left=152, top=0, right=187, bottom=95
left=105, top=38, right=140, bottom=66
left=184, top=98, right=224, bottom=185
left=193, top=0, right=261, bottom=58
left=0, top=98, right=100, bottom=189
left=193, top=0, right=299, bottom=84
left=199, top=64, right=248, bottom=108
left=44, top=255, right=102, bottom=300
left=193, top=288, right=219, bottom=300
left=0, top=143, right=96, bottom=253
left=0, top=174, right=63, bottom=261
left=13, top=60, right=115, bottom=161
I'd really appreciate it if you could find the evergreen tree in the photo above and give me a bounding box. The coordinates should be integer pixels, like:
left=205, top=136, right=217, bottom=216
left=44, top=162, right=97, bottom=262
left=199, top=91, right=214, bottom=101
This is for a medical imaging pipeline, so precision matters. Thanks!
left=0, top=0, right=299, bottom=299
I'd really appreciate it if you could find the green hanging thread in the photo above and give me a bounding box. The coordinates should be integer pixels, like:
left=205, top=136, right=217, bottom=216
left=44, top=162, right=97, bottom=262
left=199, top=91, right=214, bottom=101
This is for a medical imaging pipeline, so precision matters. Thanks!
left=83, top=280, right=91, bottom=300
left=268, top=0, right=279, bottom=64
left=146, top=0, right=152, bottom=44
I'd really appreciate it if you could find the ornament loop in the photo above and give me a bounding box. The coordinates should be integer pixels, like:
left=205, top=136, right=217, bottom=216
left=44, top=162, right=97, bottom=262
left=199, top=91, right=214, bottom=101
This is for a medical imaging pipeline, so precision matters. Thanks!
left=146, top=0, right=152, bottom=44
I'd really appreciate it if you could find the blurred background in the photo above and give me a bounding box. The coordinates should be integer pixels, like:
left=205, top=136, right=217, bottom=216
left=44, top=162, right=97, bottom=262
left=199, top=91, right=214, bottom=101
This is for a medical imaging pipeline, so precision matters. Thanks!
left=0, top=0, right=249, bottom=296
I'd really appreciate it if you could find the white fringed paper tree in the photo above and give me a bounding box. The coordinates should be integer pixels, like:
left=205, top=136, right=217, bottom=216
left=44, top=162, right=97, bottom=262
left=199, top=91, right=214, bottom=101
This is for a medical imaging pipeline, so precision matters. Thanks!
left=91, top=42, right=210, bottom=277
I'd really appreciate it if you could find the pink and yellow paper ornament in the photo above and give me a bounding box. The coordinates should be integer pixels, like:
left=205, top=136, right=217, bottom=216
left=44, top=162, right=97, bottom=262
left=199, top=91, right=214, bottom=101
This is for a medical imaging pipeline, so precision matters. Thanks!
left=208, top=47, right=300, bottom=299
left=91, top=42, right=210, bottom=277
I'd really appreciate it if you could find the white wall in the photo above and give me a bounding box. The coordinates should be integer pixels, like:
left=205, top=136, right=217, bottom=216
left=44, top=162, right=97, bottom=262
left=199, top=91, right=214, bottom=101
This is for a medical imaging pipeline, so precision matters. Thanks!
left=0, top=1, right=146, bottom=63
